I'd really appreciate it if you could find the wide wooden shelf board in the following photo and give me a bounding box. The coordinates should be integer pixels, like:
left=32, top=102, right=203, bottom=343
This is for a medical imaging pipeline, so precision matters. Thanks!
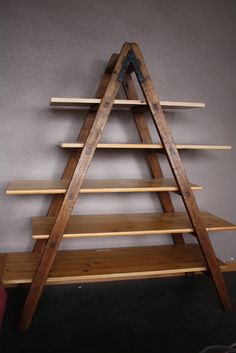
left=50, top=97, right=205, bottom=109
left=6, top=178, right=202, bottom=195
left=32, top=211, right=236, bottom=239
left=0, top=244, right=225, bottom=285
left=223, top=261, right=236, bottom=272
left=60, top=143, right=232, bottom=150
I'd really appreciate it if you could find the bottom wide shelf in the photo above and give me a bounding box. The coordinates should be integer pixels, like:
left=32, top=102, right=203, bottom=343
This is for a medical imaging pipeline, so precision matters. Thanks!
left=0, top=244, right=226, bottom=285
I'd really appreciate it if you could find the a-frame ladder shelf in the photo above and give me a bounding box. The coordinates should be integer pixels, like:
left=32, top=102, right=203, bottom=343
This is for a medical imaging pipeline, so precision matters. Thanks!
left=4, top=42, right=235, bottom=331
left=0, top=244, right=225, bottom=286
left=6, top=178, right=202, bottom=195
left=32, top=212, right=236, bottom=239
left=50, top=97, right=206, bottom=109
left=60, top=142, right=232, bottom=150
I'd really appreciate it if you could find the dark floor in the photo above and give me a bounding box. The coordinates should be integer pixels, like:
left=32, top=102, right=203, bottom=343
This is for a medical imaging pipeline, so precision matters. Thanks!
left=0, top=273, right=236, bottom=353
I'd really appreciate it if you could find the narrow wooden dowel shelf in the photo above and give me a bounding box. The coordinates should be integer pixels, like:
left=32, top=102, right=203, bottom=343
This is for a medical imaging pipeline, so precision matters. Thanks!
left=50, top=97, right=206, bottom=109
left=0, top=244, right=225, bottom=286
left=6, top=178, right=202, bottom=195
left=32, top=211, right=236, bottom=239
left=60, top=142, right=232, bottom=150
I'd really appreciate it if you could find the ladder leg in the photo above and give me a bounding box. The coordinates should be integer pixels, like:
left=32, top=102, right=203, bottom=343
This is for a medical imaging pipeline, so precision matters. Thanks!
left=123, top=73, right=184, bottom=245
left=131, top=42, right=232, bottom=312
left=33, top=54, right=119, bottom=254
left=18, top=44, right=132, bottom=331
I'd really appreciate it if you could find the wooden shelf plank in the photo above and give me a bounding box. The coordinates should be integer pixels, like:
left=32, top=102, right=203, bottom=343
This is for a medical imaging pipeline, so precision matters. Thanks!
left=222, top=261, right=236, bottom=272
left=0, top=244, right=225, bottom=285
left=6, top=180, right=69, bottom=195
left=6, top=178, right=202, bottom=195
left=60, top=143, right=232, bottom=150
left=32, top=211, right=236, bottom=239
left=50, top=97, right=205, bottom=109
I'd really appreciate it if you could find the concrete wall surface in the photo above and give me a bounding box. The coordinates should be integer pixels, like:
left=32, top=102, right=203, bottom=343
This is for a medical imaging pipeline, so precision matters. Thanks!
left=0, top=0, right=236, bottom=261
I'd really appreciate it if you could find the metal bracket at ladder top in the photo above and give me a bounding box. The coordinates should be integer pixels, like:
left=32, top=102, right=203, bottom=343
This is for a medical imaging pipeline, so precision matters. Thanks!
left=118, top=49, right=145, bottom=82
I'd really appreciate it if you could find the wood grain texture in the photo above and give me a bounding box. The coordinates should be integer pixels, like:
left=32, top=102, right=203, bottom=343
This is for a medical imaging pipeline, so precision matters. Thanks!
left=33, top=54, right=119, bottom=254
left=122, top=72, right=185, bottom=245
left=31, top=211, right=236, bottom=239
left=16, top=42, right=234, bottom=330
left=50, top=97, right=205, bottom=109
left=60, top=143, right=232, bottom=150
left=0, top=245, right=225, bottom=285
left=6, top=178, right=202, bottom=195
left=18, top=43, right=131, bottom=331
left=131, top=42, right=233, bottom=312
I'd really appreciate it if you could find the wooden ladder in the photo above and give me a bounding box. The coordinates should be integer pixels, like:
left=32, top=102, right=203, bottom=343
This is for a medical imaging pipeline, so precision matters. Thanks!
left=14, top=42, right=232, bottom=331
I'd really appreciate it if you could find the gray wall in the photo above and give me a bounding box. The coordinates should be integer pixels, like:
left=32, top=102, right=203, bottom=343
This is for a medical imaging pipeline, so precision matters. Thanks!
left=1, top=0, right=236, bottom=261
